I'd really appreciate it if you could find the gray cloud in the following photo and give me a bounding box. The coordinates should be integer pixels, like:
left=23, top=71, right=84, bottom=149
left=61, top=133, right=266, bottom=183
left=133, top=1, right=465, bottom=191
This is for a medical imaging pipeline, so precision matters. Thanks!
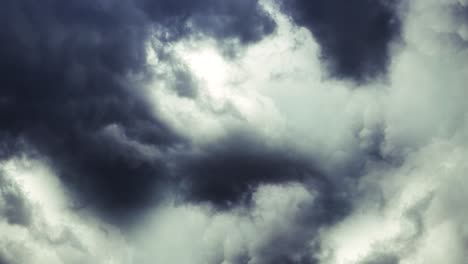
left=0, top=0, right=277, bottom=224
left=276, top=0, right=403, bottom=83
left=1, top=0, right=467, bottom=263
left=0, top=172, right=32, bottom=227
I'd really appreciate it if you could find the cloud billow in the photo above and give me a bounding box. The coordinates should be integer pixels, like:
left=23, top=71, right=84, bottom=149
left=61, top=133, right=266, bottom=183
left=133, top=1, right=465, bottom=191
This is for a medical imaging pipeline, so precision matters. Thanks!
left=1, top=0, right=467, bottom=263
left=278, top=0, right=402, bottom=82
left=0, top=0, right=276, bottom=222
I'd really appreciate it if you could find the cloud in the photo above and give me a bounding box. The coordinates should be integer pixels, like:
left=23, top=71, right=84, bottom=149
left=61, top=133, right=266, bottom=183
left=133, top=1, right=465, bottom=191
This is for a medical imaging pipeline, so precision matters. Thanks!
left=0, top=0, right=277, bottom=223
left=1, top=0, right=468, bottom=263
left=310, top=1, right=468, bottom=262
left=0, top=172, right=32, bottom=227
left=276, top=0, right=402, bottom=82
left=0, top=159, right=131, bottom=264
left=172, top=131, right=318, bottom=208
left=133, top=183, right=318, bottom=264
left=360, top=254, right=400, bottom=264
left=139, top=0, right=276, bottom=44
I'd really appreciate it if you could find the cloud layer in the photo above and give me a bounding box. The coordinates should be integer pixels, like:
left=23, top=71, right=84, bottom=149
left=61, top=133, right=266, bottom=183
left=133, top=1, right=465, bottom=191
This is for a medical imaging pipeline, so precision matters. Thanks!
left=0, top=0, right=277, bottom=222
left=1, top=0, right=468, bottom=263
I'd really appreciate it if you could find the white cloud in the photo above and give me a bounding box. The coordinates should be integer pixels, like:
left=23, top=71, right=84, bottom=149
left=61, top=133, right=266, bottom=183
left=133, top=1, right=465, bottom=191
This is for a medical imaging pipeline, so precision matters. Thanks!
left=132, top=183, right=314, bottom=264
left=0, top=158, right=132, bottom=264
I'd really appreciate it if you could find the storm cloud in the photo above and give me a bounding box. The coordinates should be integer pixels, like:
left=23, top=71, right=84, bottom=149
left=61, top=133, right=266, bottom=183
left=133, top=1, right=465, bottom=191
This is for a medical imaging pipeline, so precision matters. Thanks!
left=0, top=0, right=277, bottom=222
left=1, top=0, right=467, bottom=263
left=277, top=0, right=402, bottom=82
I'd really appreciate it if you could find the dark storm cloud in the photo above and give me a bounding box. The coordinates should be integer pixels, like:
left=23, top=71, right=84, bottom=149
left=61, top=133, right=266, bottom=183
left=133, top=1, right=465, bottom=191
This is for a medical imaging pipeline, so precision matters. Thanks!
left=174, top=118, right=387, bottom=209
left=139, top=0, right=276, bottom=44
left=175, top=133, right=319, bottom=208
left=0, top=0, right=177, bottom=223
left=277, top=0, right=402, bottom=82
left=0, top=0, right=276, bottom=223
left=0, top=0, right=392, bottom=241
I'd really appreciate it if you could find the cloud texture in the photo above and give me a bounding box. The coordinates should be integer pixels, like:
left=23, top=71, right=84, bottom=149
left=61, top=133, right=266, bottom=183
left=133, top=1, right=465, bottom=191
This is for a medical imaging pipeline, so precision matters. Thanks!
left=1, top=0, right=468, bottom=263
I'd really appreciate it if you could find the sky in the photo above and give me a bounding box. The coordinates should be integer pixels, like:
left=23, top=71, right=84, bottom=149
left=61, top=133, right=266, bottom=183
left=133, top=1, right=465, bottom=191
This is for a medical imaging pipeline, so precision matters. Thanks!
left=1, top=0, right=468, bottom=263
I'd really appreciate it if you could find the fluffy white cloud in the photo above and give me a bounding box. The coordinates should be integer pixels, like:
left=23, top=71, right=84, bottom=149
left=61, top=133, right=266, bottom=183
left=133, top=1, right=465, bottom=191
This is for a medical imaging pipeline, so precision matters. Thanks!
left=0, top=158, right=131, bottom=264
left=132, top=183, right=315, bottom=264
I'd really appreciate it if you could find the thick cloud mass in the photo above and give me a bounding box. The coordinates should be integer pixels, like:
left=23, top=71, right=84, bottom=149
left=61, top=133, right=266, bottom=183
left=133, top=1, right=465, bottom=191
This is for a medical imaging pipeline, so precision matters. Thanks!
left=0, top=0, right=175, bottom=220
left=278, top=0, right=402, bottom=82
left=175, top=133, right=316, bottom=208
left=1, top=0, right=467, bottom=263
left=139, top=0, right=276, bottom=43
left=0, top=0, right=276, bottom=221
